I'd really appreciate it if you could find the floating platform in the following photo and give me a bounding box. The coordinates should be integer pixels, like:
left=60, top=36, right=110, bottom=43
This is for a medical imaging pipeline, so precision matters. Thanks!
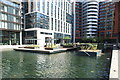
left=14, top=47, right=77, bottom=54
left=78, top=50, right=102, bottom=56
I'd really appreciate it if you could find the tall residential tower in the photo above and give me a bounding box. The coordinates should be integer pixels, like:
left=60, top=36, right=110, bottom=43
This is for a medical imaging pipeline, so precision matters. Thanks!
left=82, top=0, right=99, bottom=38
left=74, top=0, right=99, bottom=42
left=22, top=0, right=73, bottom=46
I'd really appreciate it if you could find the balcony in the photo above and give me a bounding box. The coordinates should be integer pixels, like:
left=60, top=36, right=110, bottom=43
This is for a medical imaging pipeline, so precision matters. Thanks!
left=84, top=5, right=98, bottom=10
left=87, top=9, right=98, bottom=12
left=87, top=16, right=98, bottom=19
left=86, top=29, right=97, bottom=31
left=86, top=32, right=96, bottom=34
left=82, top=2, right=98, bottom=7
left=87, top=22, right=97, bottom=25
left=87, top=2, right=98, bottom=5
left=88, top=5, right=98, bottom=8
left=87, top=12, right=98, bottom=15
left=86, top=26, right=98, bottom=28
left=87, top=19, right=98, bottom=21
left=82, top=16, right=98, bottom=20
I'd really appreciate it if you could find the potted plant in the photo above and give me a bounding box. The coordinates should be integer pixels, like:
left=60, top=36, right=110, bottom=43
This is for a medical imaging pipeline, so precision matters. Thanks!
left=62, top=43, right=74, bottom=48
left=24, top=45, right=40, bottom=49
left=45, top=44, right=57, bottom=50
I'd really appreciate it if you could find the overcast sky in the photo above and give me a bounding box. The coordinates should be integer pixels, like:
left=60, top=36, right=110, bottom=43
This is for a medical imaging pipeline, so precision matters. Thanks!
left=20, top=0, right=120, bottom=2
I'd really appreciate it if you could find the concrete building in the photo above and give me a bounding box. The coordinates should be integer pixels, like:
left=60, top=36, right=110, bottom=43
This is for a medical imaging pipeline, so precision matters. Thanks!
left=98, top=1, right=120, bottom=43
left=0, top=0, right=22, bottom=45
left=21, top=0, right=73, bottom=46
left=81, top=0, right=99, bottom=38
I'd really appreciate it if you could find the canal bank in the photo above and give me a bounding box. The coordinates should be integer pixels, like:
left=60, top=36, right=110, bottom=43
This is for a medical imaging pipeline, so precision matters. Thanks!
left=109, top=45, right=119, bottom=80
left=0, top=45, right=28, bottom=51
left=14, top=47, right=77, bottom=54
left=0, top=44, right=113, bottom=79
left=1, top=49, right=111, bottom=78
left=118, top=49, right=120, bottom=80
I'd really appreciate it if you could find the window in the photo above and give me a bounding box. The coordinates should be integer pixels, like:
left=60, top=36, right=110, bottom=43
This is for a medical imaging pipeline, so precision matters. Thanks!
left=51, top=18, right=53, bottom=30
left=55, top=19, right=57, bottom=31
left=58, top=20, right=60, bottom=31
left=0, top=21, right=1, bottom=28
left=4, top=6, right=7, bottom=12
left=1, top=4, right=4, bottom=11
left=106, top=32, right=111, bottom=37
left=37, top=2, right=40, bottom=11
left=58, top=0, right=60, bottom=7
left=64, top=22, right=65, bottom=32
left=51, top=3, right=53, bottom=16
left=25, top=31, right=37, bottom=39
left=55, top=6, right=56, bottom=18
left=61, top=10, right=62, bottom=20
left=40, top=32, right=52, bottom=35
left=4, top=22, right=7, bottom=29
left=47, top=2, right=49, bottom=15
left=66, top=23, right=67, bottom=33
left=25, top=12, right=49, bottom=29
left=58, top=8, right=60, bottom=19
left=2, top=14, right=4, bottom=20
left=42, top=0, right=45, bottom=13
left=61, top=21, right=62, bottom=32
left=1, top=22, right=4, bottom=28
left=31, top=2, right=33, bottom=12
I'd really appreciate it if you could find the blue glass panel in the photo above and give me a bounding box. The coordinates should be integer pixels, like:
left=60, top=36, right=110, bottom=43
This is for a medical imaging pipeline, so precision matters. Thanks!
left=1, top=0, right=19, bottom=8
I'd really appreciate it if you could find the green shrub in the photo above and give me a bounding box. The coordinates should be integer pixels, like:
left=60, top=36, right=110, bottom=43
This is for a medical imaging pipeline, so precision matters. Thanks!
left=25, top=45, right=40, bottom=48
left=62, top=43, right=73, bottom=46
left=46, top=44, right=57, bottom=48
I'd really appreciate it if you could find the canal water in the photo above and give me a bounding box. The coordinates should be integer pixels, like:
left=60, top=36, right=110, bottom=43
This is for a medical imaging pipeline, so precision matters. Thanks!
left=1, top=50, right=111, bottom=79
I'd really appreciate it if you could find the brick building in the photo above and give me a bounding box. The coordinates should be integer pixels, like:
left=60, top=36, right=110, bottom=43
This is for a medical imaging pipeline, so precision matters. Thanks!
left=98, top=1, right=120, bottom=43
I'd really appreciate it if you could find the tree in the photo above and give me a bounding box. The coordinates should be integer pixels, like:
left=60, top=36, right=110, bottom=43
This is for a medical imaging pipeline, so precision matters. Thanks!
left=63, top=37, right=71, bottom=44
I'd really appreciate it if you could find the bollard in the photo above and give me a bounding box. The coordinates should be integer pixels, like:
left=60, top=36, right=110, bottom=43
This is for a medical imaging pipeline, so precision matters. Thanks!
left=113, top=45, right=118, bottom=50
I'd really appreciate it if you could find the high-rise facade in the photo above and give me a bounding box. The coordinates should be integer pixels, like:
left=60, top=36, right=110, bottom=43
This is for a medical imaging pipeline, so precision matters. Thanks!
left=119, top=2, right=120, bottom=42
left=98, top=1, right=120, bottom=42
left=81, top=0, right=99, bottom=38
left=74, top=0, right=120, bottom=43
left=74, top=0, right=99, bottom=42
left=74, top=2, right=82, bottom=42
left=0, top=0, right=22, bottom=45
left=22, top=0, right=73, bottom=46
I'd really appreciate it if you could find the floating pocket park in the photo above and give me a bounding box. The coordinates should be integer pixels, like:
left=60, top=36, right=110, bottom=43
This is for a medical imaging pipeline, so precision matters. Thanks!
left=14, top=42, right=102, bottom=56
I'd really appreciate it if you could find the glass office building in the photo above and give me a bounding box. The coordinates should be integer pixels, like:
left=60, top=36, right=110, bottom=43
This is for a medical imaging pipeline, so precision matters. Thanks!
left=25, top=12, right=49, bottom=29
left=0, top=0, right=22, bottom=45
left=22, top=0, right=73, bottom=46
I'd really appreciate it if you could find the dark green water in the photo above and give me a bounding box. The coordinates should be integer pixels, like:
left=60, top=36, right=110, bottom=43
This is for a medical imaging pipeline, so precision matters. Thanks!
left=2, top=50, right=111, bottom=79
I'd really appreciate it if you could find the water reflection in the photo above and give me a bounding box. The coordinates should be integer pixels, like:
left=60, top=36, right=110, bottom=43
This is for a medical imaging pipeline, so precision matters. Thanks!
left=2, top=50, right=111, bottom=78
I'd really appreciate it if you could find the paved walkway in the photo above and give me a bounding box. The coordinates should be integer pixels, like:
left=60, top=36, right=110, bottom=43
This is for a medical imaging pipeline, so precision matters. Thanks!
left=118, top=50, right=120, bottom=80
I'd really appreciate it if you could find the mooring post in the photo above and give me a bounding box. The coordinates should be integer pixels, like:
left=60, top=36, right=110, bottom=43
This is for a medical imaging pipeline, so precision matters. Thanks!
left=113, top=45, right=118, bottom=50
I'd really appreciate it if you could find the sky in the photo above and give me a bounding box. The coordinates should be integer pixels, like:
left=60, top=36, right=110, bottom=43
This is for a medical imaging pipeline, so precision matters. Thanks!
left=19, top=0, right=120, bottom=2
